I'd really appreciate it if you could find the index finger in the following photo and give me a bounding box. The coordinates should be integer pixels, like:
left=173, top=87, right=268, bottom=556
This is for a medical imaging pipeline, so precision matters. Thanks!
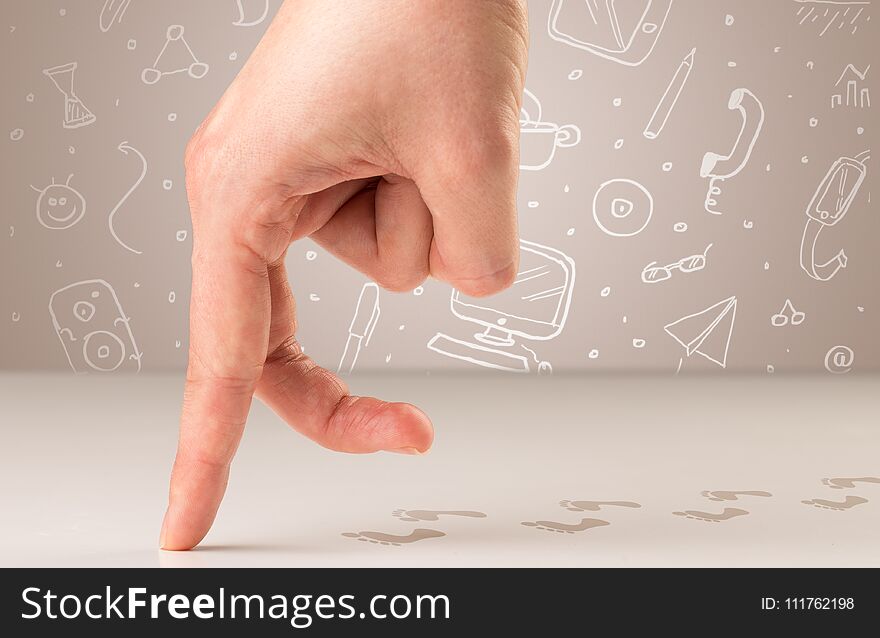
left=160, top=227, right=273, bottom=551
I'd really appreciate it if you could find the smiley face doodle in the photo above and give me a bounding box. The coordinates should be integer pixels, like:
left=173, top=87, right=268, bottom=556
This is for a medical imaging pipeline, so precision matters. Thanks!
left=31, top=175, right=86, bottom=230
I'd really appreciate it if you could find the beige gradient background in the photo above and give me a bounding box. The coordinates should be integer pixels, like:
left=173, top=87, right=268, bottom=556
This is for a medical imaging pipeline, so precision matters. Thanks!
left=1, top=0, right=877, bottom=374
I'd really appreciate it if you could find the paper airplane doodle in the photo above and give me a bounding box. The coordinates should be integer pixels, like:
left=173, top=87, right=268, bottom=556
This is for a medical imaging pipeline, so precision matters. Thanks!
left=665, top=296, right=737, bottom=369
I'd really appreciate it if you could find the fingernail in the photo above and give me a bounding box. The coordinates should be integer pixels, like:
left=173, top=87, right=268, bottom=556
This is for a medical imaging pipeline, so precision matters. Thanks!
left=159, top=513, right=168, bottom=549
left=387, top=447, right=423, bottom=456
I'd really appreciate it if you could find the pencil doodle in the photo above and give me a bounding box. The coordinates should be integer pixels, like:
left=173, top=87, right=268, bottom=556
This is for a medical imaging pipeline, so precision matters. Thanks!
left=644, top=48, right=695, bottom=139
left=337, top=283, right=380, bottom=376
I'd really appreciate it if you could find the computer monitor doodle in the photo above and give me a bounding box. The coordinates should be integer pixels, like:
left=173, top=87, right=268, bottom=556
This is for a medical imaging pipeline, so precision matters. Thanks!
left=548, top=0, right=674, bottom=67
left=428, top=241, right=576, bottom=374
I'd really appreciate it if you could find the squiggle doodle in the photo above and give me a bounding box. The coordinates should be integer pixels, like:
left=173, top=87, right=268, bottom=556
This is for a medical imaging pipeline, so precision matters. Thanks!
left=108, top=141, right=147, bottom=255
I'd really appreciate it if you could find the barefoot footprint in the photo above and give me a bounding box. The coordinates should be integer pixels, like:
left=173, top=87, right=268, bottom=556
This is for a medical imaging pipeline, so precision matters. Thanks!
left=672, top=508, right=749, bottom=523
left=822, top=477, right=880, bottom=490
left=559, top=500, right=642, bottom=512
left=521, top=518, right=610, bottom=535
left=701, top=490, right=772, bottom=502
left=801, top=496, right=869, bottom=511
left=341, top=529, right=446, bottom=547
left=392, top=509, right=487, bottom=522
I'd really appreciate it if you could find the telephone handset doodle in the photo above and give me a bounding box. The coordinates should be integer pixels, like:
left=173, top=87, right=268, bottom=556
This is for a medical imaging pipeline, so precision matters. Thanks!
left=700, top=88, right=764, bottom=215
left=800, top=150, right=870, bottom=282
left=548, top=0, right=674, bottom=67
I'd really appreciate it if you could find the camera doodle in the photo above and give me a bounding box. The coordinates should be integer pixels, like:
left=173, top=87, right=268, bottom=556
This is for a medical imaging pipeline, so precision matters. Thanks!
left=49, top=280, right=143, bottom=374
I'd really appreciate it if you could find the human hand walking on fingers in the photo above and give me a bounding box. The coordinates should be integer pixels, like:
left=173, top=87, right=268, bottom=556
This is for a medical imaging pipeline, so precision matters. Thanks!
left=161, top=0, right=528, bottom=550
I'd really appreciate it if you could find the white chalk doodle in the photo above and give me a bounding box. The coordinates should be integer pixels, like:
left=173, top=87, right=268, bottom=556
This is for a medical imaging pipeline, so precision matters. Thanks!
left=49, top=280, right=142, bottom=374
left=142, top=25, right=209, bottom=85
left=108, top=141, right=148, bottom=255
left=30, top=174, right=86, bottom=230
left=824, top=345, right=854, bottom=374
left=428, top=241, right=575, bottom=374
left=800, top=150, right=870, bottom=281
left=831, top=64, right=871, bottom=108
left=665, top=296, right=737, bottom=369
left=592, top=178, right=653, bottom=237
left=771, top=299, right=806, bottom=327
left=519, top=88, right=581, bottom=171
left=337, top=282, right=380, bottom=376
left=99, top=0, right=132, bottom=33
left=233, top=0, right=270, bottom=27
left=644, top=48, right=695, bottom=139
left=43, top=62, right=96, bottom=129
left=700, top=88, right=764, bottom=215
left=641, top=243, right=712, bottom=284
left=548, top=0, right=674, bottom=67
left=794, top=0, right=871, bottom=37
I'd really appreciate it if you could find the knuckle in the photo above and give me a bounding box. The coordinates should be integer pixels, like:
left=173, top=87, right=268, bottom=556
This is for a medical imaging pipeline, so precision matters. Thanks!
left=374, top=264, right=428, bottom=293
left=437, top=117, right=519, bottom=183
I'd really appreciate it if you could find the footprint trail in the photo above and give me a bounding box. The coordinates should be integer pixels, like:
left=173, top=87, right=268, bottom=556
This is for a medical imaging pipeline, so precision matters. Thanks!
left=392, top=509, right=487, bottom=522
left=802, top=496, right=869, bottom=511
left=673, top=508, right=749, bottom=523
left=342, top=529, right=446, bottom=546
left=521, top=518, right=610, bottom=535
left=559, top=500, right=642, bottom=512
left=701, top=490, right=772, bottom=502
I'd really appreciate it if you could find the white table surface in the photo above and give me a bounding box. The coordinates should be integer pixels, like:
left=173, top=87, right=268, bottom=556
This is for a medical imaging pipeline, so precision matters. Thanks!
left=1, top=372, right=878, bottom=567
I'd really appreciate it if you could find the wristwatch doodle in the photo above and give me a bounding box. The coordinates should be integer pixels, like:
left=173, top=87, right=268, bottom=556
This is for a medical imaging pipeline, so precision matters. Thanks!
left=800, top=150, right=870, bottom=282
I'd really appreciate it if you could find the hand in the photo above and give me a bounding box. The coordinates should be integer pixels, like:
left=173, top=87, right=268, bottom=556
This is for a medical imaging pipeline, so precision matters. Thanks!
left=160, top=0, right=528, bottom=550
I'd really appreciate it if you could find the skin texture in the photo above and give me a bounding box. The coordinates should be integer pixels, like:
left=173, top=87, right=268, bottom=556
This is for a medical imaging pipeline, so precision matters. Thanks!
left=161, top=0, right=529, bottom=550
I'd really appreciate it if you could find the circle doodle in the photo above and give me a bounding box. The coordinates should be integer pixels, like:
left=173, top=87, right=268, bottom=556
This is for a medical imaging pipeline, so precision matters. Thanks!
left=592, top=178, right=654, bottom=237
